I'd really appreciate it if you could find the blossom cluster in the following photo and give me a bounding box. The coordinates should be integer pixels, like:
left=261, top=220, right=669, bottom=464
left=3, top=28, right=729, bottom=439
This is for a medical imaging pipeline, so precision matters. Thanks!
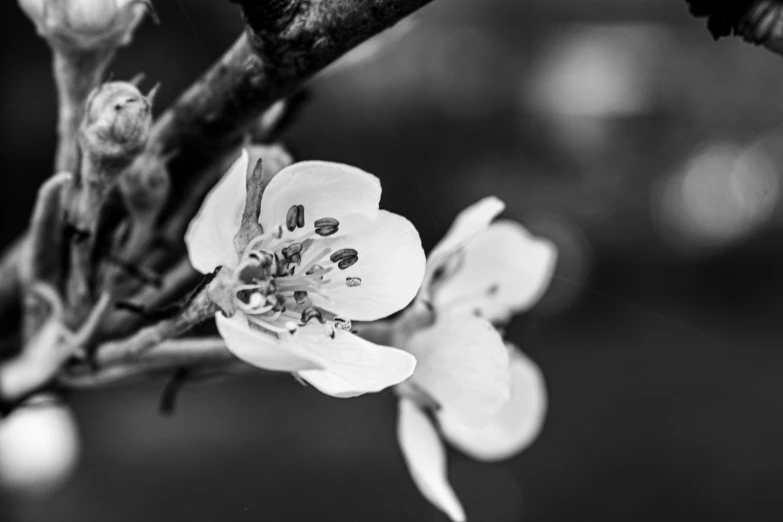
left=185, top=148, right=558, bottom=520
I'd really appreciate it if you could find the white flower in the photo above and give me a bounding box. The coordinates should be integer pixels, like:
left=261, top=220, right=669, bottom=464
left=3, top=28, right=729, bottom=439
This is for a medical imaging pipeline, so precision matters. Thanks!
left=421, top=196, right=558, bottom=323
left=0, top=396, right=80, bottom=495
left=19, top=0, right=147, bottom=48
left=395, top=197, right=556, bottom=521
left=186, top=149, right=425, bottom=398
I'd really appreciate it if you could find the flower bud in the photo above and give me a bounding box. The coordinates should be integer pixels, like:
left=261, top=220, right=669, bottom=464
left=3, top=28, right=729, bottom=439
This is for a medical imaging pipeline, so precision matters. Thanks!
left=79, top=81, right=153, bottom=160
left=18, top=0, right=147, bottom=49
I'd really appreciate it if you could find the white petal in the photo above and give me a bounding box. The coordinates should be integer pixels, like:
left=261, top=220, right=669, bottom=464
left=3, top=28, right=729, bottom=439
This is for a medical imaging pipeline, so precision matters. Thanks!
left=433, top=220, right=557, bottom=323
left=438, top=348, right=547, bottom=461
left=297, top=327, right=416, bottom=398
left=258, top=161, right=381, bottom=241
left=308, top=210, right=426, bottom=321
left=215, top=312, right=322, bottom=372
left=406, top=315, right=511, bottom=426
left=185, top=150, right=249, bottom=273
left=397, top=398, right=466, bottom=522
left=426, top=197, right=505, bottom=269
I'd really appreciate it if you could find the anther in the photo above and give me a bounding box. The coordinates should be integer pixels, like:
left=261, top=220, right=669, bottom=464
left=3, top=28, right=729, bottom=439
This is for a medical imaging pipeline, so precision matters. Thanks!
left=294, top=290, right=308, bottom=304
left=301, top=307, right=326, bottom=324
left=346, top=277, right=362, bottom=287
left=330, top=249, right=358, bottom=263
left=337, top=257, right=358, bottom=270
left=296, top=205, right=305, bottom=228
left=314, top=217, right=340, bottom=237
left=334, top=317, right=352, bottom=331
left=286, top=205, right=299, bottom=231
left=282, top=243, right=303, bottom=258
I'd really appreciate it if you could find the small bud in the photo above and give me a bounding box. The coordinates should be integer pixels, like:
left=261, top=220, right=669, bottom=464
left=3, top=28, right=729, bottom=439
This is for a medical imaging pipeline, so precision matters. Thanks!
left=18, top=0, right=149, bottom=49
left=79, top=81, right=152, bottom=160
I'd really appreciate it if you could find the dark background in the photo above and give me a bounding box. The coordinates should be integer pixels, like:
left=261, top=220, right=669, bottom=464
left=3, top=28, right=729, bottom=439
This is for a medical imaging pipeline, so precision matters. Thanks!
left=4, top=0, right=783, bottom=520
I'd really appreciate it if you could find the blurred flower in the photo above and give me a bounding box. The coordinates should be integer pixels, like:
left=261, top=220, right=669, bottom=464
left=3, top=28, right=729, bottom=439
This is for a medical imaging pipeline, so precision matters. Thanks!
left=18, top=0, right=147, bottom=49
left=394, top=198, right=555, bottom=521
left=420, top=197, right=557, bottom=323
left=653, top=141, right=780, bottom=252
left=0, top=396, right=80, bottom=495
left=186, top=149, right=424, bottom=398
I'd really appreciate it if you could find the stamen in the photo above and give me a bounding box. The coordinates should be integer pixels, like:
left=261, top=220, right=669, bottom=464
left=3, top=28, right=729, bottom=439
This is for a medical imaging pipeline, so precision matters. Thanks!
left=337, top=257, right=358, bottom=270
left=294, top=290, right=308, bottom=304
left=296, top=205, right=305, bottom=228
left=301, top=307, right=326, bottom=325
left=286, top=205, right=299, bottom=231
left=346, top=277, right=362, bottom=287
left=334, top=317, right=351, bottom=331
left=314, top=217, right=340, bottom=237
left=282, top=243, right=303, bottom=259
left=330, top=249, right=357, bottom=263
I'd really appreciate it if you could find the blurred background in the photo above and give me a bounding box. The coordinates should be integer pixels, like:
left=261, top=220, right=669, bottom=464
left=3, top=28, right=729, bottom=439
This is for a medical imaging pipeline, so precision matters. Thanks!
left=3, top=0, right=783, bottom=520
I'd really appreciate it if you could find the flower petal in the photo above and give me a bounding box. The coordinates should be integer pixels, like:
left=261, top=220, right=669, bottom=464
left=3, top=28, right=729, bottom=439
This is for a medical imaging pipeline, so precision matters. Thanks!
left=215, top=312, right=322, bottom=372
left=433, top=220, right=557, bottom=323
left=426, top=196, right=505, bottom=270
left=258, top=161, right=381, bottom=240
left=438, top=348, right=547, bottom=461
left=397, top=398, right=466, bottom=522
left=296, top=327, right=416, bottom=398
left=406, top=315, right=510, bottom=426
left=185, top=150, right=249, bottom=273
left=307, top=210, right=426, bottom=321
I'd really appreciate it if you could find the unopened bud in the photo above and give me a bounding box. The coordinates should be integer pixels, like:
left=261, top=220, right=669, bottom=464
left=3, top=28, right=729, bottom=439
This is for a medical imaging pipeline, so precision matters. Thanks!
left=18, top=0, right=148, bottom=49
left=79, top=81, right=153, bottom=160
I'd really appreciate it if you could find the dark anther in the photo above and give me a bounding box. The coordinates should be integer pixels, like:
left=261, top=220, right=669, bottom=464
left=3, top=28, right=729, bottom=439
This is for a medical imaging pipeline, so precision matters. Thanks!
left=282, top=243, right=303, bottom=259
left=346, top=277, right=362, bottom=287
left=314, top=217, right=340, bottom=237
left=294, top=290, right=308, bottom=304
left=315, top=225, right=338, bottom=237
left=314, top=217, right=339, bottom=227
left=330, top=249, right=358, bottom=263
left=337, top=256, right=358, bottom=270
left=301, top=307, right=326, bottom=324
left=286, top=205, right=299, bottom=231
left=334, top=317, right=351, bottom=331
left=296, top=204, right=305, bottom=228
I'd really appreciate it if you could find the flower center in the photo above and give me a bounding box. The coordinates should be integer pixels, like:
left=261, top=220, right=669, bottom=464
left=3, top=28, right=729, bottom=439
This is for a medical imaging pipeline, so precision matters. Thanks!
left=232, top=205, right=362, bottom=339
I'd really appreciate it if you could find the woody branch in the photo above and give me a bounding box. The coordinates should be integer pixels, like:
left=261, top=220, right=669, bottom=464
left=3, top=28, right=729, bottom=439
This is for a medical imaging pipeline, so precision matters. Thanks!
left=0, top=0, right=434, bottom=408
